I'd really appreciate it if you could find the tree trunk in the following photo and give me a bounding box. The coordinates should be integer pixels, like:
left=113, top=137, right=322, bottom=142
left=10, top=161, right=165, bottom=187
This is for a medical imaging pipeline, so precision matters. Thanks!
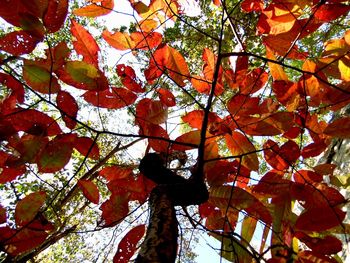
left=135, top=186, right=178, bottom=263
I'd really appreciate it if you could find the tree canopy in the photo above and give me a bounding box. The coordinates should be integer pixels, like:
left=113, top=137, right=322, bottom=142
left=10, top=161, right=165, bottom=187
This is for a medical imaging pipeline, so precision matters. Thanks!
left=0, top=0, right=350, bottom=262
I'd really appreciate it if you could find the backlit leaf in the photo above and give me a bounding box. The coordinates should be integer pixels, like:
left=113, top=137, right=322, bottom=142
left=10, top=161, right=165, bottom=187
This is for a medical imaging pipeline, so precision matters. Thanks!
left=23, top=61, right=61, bottom=94
left=116, top=64, right=144, bottom=93
left=43, top=0, right=68, bottom=33
left=157, top=88, right=176, bottom=107
left=113, top=224, right=146, bottom=263
left=37, top=134, right=75, bottom=173
left=210, top=185, right=272, bottom=225
left=100, top=194, right=129, bottom=227
left=225, top=132, right=259, bottom=171
left=56, top=90, right=78, bottom=129
left=58, top=61, right=109, bottom=90
left=136, top=99, right=168, bottom=125
left=145, top=44, right=190, bottom=87
left=324, top=117, right=350, bottom=138
left=78, top=179, right=100, bottom=204
left=295, top=207, right=346, bottom=232
left=83, top=87, right=137, bottom=109
left=7, top=108, right=62, bottom=136
left=74, top=137, right=100, bottom=160
left=74, top=0, right=114, bottom=17
left=171, top=130, right=201, bottom=151
left=0, top=226, right=48, bottom=256
left=71, top=20, right=100, bottom=66
left=15, top=191, right=47, bottom=227
left=99, top=166, right=133, bottom=181
left=0, top=31, right=38, bottom=56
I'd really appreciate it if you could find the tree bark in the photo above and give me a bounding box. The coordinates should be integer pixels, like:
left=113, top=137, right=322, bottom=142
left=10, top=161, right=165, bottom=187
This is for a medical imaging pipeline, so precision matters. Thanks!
left=135, top=186, right=178, bottom=263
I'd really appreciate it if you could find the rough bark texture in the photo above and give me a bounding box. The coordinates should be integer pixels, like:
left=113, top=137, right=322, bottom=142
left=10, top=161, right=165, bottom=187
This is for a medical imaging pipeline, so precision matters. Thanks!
left=135, top=186, right=178, bottom=263
left=136, top=153, right=209, bottom=263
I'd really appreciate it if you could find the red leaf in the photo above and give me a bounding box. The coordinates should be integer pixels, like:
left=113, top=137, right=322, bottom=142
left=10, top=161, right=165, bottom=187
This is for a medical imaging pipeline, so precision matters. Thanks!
left=7, top=108, right=62, bottom=136
left=0, top=226, right=48, bottom=256
left=225, top=132, right=259, bottom=171
left=324, top=117, right=350, bottom=138
left=0, top=166, right=26, bottom=184
left=253, top=170, right=291, bottom=197
left=241, top=0, right=263, bottom=12
left=296, top=232, right=343, bottom=255
left=83, top=87, right=137, bottom=109
left=99, top=166, right=133, bottom=181
left=37, top=134, right=76, bottom=173
left=74, top=0, right=114, bottom=17
left=57, top=90, right=78, bottom=129
left=74, top=137, right=100, bottom=160
left=14, top=134, right=49, bottom=163
left=116, top=64, right=144, bottom=93
left=0, top=205, right=6, bottom=224
left=295, top=207, right=346, bottom=232
left=136, top=99, right=168, bottom=125
left=100, top=194, right=129, bottom=227
left=113, top=224, right=146, bottom=263
left=141, top=123, right=170, bottom=153
left=239, top=68, right=268, bottom=95
left=263, top=140, right=299, bottom=170
left=78, top=179, right=100, bottom=204
left=145, top=44, right=190, bottom=87
left=293, top=170, right=323, bottom=184
left=314, top=4, right=350, bottom=22
left=0, top=73, right=25, bottom=103
left=0, top=31, right=38, bottom=56
left=43, top=0, right=68, bottom=33
left=157, top=88, right=176, bottom=107
left=15, top=191, right=47, bottom=227
left=182, top=110, right=220, bottom=130
left=71, top=20, right=100, bottom=66
left=301, top=140, right=328, bottom=158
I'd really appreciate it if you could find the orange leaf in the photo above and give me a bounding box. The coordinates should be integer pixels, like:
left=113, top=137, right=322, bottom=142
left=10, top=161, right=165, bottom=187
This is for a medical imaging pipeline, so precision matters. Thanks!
left=73, top=0, right=114, bottom=17
left=225, top=132, right=259, bottom=171
left=209, top=186, right=272, bottom=225
left=266, top=47, right=288, bottom=81
left=78, top=179, right=100, bottom=204
left=182, top=110, right=220, bottom=130
left=15, top=191, right=47, bottom=227
left=71, top=20, right=100, bottom=66
left=171, top=130, right=201, bottom=151
left=145, top=44, right=190, bottom=87
left=324, top=117, right=350, bottom=138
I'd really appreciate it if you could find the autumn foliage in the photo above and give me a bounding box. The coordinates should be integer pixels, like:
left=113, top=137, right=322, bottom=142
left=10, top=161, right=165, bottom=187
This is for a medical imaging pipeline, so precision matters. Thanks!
left=0, top=0, right=350, bottom=262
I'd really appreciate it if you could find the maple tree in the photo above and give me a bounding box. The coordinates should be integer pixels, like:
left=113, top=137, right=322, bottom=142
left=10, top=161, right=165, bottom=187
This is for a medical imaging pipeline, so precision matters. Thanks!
left=0, top=0, right=350, bottom=262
